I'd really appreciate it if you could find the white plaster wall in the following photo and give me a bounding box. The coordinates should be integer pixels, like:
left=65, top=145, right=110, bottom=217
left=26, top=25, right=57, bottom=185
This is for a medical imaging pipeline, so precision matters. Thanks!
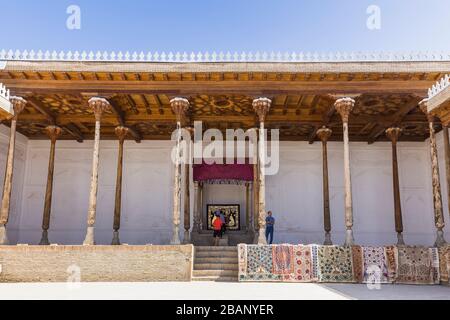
left=0, top=125, right=27, bottom=244
left=5, top=123, right=450, bottom=246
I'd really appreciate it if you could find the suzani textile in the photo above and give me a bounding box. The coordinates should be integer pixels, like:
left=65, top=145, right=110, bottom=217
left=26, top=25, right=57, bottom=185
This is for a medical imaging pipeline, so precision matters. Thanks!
left=283, top=245, right=313, bottom=282
left=238, top=245, right=312, bottom=282
left=396, top=246, right=440, bottom=285
left=238, top=244, right=444, bottom=285
left=317, top=246, right=355, bottom=283
left=238, top=245, right=281, bottom=282
left=361, top=246, right=391, bottom=284
left=438, top=246, right=449, bottom=284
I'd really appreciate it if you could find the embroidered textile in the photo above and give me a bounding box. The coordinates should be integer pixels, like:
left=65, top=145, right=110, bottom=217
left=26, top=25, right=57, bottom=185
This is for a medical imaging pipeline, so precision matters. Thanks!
left=396, top=246, right=437, bottom=285
left=317, top=246, right=355, bottom=283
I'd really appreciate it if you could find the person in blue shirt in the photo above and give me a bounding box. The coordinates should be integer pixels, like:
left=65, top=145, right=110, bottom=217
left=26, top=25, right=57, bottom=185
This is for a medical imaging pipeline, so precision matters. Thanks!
left=265, top=211, right=275, bottom=245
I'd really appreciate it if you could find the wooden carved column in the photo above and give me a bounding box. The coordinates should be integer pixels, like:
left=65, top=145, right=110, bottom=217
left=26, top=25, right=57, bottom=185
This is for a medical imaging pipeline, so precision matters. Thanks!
left=183, top=161, right=191, bottom=244
left=39, top=125, right=62, bottom=245
left=253, top=98, right=271, bottom=245
left=170, top=97, right=189, bottom=245
left=192, top=181, right=200, bottom=233
left=199, top=182, right=204, bottom=231
left=317, top=127, right=333, bottom=245
left=245, top=182, right=250, bottom=232
left=443, top=126, right=450, bottom=222
left=252, top=128, right=259, bottom=237
left=111, top=126, right=129, bottom=245
left=83, top=97, right=110, bottom=245
left=334, top=97, right=356, bottom=246
left=0, top=96, right=26, bottom=245
left=420, top=100, right=447, bottom=247
left=386, top=127, right=405, bottom=245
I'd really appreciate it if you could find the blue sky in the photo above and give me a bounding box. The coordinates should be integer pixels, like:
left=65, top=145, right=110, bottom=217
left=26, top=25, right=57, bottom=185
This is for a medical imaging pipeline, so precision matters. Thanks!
left=1, top=0, right=450, bottom=52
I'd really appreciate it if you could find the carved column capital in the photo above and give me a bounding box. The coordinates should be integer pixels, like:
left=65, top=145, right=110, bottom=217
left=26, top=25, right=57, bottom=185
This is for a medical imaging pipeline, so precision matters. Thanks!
left=334, top=97, right=355, bottom=123
left=44, top=125, right=62, bottom=141
left=10, top=96, right=27, bottom=119
left=253, top=97, right=272, bottom=122
left=170, top=97, right=190, bottom=122
left=115, top=126, right=129, bottom=142
left=88, top=97, right=111, bottom=121
left=419, top=99, right=436, bottom=123
left=317, top=127, right=332, bottom=142
left=386, top=127, right=402, bottom=143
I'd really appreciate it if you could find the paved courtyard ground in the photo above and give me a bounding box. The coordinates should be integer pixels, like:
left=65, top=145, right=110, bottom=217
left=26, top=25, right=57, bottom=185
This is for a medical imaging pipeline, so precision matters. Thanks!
left=0, top=282, right=448, bottom=300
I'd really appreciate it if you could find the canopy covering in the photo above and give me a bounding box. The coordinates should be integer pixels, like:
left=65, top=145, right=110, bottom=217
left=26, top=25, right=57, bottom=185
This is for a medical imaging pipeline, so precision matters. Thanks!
left=193, top=162, right=254, bottom=184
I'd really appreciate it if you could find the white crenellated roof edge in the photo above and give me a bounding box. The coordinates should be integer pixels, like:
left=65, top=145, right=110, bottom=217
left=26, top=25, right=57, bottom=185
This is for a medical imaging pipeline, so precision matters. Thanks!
left=2, top=49, right=450, bottom=63
left=0, top=83, right=10, bottom=101
left=428, top=74, right=450, bottom=99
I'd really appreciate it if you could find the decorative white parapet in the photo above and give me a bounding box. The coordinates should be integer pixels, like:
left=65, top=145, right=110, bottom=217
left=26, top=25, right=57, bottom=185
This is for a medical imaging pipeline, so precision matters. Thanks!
left=427, top=75, right=450, bottom=125
left=428, top=74, right=450, bottom=100
left=0, top=83, right=12, bottom=120
left=1, top=49, right=450, bottom=63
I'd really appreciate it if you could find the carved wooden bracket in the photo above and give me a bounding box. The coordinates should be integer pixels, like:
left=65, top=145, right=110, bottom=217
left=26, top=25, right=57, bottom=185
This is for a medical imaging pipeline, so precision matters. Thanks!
left=170, top=97, right=190, bottom=123
left=316, top=126, right=332, bottom=142
left=10, top=96, right=27, bottom=120
left=334, top=97, right=355, bottom=123
left=88, top=97, right=111, bottom=121
left=252, top=97, right=272, bottom=122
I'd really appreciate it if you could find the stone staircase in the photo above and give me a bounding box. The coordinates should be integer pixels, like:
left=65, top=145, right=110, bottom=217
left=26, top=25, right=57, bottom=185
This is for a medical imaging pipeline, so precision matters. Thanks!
left=192, top=246, right=239, bottom=282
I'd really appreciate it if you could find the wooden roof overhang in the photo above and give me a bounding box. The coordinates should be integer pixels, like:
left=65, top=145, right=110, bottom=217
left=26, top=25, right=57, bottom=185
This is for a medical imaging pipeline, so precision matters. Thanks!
left=1, top=60, right=450, bottom=143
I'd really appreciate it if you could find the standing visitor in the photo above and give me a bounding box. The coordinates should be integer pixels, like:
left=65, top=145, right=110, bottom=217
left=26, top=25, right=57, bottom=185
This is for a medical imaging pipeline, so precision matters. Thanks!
left=265, top=211, right=275, bottom=245
left=219, top=210, right=227, bottom=236
left=212, top=212, right=223, bottom=246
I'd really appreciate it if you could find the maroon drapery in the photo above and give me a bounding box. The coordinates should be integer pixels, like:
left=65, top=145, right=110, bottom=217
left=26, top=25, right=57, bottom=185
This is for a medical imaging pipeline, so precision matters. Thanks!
left=193, top=161, right=254, bottom=182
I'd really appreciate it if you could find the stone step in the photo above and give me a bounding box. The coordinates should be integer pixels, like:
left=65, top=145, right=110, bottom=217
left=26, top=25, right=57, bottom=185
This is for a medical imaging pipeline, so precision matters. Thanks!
left=195, top=246, right=237, bottom=252
left=192, top=276, right=238, bottom=282
left=193, top=270, right=238, bottom=277
left=194, top=251, right=238, bottom=258
left=194, top=257, right=238, bottom=264
left=194, top=263, right=238, bottom=270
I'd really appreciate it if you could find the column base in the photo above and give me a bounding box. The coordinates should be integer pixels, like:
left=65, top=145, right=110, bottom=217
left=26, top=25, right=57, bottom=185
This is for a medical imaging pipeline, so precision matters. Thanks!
left=396, top=232, right=406, bottom=246
left=39, top=230, right=50, bottom=246
left=434, top=230, right=447, bottom=247
left=182, top=230, right=191, bottom=244
left=323, top=232, right=333, bottom=245
left=257, top=230, right=267, bottom=245
left=111, top=230, right=120, bottom=245
left=0, top=225, right=9, bottom=245
left=83, top=226, right=95, bottom=245
left=170, top=226, right=181, bottom=245
left=344, top=229, right=354, bottom=246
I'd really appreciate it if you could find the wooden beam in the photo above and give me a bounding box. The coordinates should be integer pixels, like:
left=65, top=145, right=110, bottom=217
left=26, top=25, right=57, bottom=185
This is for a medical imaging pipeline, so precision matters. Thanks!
left=2, top=79, right=436, bottom=96
left=308, top=125, right=320, bottom=144
left=126, top=95, right=139, bottom=114
left=109, top=99, right=142, bottom=143
left=64, top=123, right=84, bottom=143
left=26, top=97, right=56, bottom=124
left=367, top=98, right=421, bottom=144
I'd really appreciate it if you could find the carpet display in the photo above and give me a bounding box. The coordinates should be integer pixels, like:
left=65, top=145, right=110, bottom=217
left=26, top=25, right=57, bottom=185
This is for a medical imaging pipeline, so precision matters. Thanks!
left=317, top=246, right=355, bottom=283
left=438, top=246, right=449, bottom=284
left=361, top=246, right=391, bottom=284
left=396, top=246, right=439, bottom=285
left=351, top=246, right=364, bottom=283
left=283, top=245, right=313, bottom=283
left=239, top=245, right=281, bottom=282
left=272, top=245, right=294, bottom=275
left=384, top=245, right=398, bottom=282
left=237, top=244, right=446, bottom=285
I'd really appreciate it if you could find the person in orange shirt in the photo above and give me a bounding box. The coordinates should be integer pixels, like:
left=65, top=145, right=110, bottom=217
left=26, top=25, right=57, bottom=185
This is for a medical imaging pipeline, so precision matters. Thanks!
left=212, top=211, right=223, bottom=246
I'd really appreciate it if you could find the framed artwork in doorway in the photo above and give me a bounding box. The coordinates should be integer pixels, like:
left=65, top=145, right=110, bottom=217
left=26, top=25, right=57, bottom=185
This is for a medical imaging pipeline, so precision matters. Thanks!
left=207, top=204, right=240, bottom=231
